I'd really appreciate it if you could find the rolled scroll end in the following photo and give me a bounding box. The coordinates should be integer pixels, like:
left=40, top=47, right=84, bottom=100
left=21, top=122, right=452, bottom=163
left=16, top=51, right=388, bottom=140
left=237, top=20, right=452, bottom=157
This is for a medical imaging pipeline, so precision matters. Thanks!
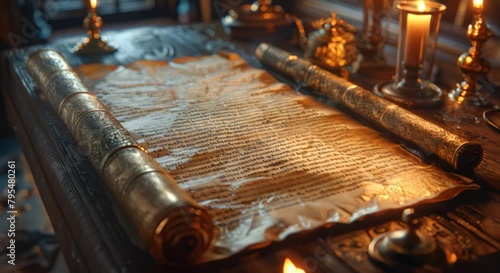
left=27, top=50, right=89, bottom=113
left=151, top=205, right=213, bottom=265
left=256, top=42, right=285, bottom=69
left=255, top=42, right=270, bottom=60
left=103, top=148, right=214, bottom=265
left=454, top=143, right=483, bottom=171
left=256, top=43, right=306, bottom=84
left=255, top=42, right=298, bottom=68
left=26, top=50, right=73, bottom=91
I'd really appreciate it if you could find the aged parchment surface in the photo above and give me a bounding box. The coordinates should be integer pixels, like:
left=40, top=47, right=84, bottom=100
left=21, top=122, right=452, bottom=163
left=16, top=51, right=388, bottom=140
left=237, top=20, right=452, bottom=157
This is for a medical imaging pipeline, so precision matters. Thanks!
left=76, top=54, right=476, bottom=261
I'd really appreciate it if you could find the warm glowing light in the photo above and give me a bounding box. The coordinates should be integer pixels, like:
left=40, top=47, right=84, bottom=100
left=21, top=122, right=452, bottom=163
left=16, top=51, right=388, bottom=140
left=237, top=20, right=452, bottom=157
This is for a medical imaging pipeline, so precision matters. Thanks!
left=90, top=0, right=98, bottom=9
left=448, top=252, right=458, bottom=264
left=404, top=2, right=431, bottom=66
left=283, top=258, right=306, bottom=273
left=473, top=0, right=483, bottom=10
left=417, top=1, right=426, bottom=12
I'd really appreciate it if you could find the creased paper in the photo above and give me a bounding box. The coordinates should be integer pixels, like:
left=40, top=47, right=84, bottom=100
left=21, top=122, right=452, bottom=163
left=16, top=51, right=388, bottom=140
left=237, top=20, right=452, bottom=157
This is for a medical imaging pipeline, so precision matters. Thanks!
left=76, top=54, right=477, bottom=261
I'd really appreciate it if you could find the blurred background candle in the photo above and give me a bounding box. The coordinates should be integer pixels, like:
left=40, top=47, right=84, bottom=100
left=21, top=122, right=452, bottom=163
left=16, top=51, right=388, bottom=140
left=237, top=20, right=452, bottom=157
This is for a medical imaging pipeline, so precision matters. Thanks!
left=73, top=0, right=116, bottom=55
left=473, top=0, right=483, bottom=11
left=448, top=0, right=493, bottom=104
left=404, top=1, right=431, bottom=67
left=90, top=0, right=98, bottom=11
left=283, top=258, right=305, bottom=273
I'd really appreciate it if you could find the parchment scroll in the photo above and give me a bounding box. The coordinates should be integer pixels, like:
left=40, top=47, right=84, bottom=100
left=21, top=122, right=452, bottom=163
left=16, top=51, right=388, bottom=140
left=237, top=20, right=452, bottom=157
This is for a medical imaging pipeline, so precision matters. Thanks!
left=74, top=52, right=478, bottom=261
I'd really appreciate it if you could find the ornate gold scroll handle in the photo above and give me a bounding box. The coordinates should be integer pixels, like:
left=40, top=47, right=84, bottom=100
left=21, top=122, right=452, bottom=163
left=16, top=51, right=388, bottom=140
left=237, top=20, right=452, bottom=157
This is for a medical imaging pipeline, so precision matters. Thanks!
left=256, top=43, right=483, bottom=171
left=26, top=50, right=213, bottom=265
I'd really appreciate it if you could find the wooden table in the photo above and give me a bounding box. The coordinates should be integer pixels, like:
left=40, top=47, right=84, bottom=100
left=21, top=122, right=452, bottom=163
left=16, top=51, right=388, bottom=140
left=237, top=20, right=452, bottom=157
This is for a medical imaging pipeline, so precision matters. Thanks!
left=2, top=24, right=499, bottom=273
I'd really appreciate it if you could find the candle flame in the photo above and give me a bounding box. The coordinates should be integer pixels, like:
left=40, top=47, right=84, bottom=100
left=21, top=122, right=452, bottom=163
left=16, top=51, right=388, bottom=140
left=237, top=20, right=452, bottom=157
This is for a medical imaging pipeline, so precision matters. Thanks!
left=90, top=0, right=98, bottom=9
left=417, top=1, right=426, bottom=12
left=283, top=258, right=306, bottom=273
left=473, top=0, right=483, bottom=9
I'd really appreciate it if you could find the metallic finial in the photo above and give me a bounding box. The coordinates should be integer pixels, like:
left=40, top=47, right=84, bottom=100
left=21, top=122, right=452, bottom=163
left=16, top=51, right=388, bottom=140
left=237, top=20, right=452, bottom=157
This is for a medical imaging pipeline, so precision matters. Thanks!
left=73, top=4, right=117, bottom=56
left=368, top=208, right=455, bottom=271
left=449, top=0, right=492, bottom=105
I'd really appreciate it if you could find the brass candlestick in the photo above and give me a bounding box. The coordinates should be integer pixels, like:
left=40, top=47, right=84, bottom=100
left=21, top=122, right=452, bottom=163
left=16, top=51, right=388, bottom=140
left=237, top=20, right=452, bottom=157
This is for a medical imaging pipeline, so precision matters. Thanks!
left=448, top=0, right=492, bottom=104
left=74, top=2, right=117, bottom=56
left=369, top=208, right=455, bottom=271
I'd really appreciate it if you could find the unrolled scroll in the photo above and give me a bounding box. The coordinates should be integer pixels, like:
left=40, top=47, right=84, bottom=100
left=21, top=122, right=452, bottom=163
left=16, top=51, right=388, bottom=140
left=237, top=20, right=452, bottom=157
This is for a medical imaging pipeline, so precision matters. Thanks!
left=74, top=54, right=478, bottom=261
left=256, top=43, right=483, bottom=171
left=26, top=50, right=213, bottom=265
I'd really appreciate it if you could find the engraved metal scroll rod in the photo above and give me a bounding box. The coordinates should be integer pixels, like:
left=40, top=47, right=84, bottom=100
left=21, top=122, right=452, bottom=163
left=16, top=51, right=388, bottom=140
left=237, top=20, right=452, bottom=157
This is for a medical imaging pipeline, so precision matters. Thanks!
left=256, top=43, right=483, bottom=171
left=26, top=50, right=213, bottom=266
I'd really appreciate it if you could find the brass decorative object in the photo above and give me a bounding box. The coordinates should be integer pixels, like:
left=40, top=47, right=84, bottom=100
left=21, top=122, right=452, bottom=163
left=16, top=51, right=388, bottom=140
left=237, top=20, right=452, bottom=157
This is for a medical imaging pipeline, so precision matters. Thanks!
left=374, top=1, right=446, bottom=107
left=221, top=0, right=295, bottom=42
left=26, top=50, right=213, bottom=265
left=74, top=0, right=117, bottom=56
left=295, top=13, right=358, bottom=77
left=256, top=43, right=483, bottom=171
left=483, top=109, right=500, bottom=132
left=357, top=0, right=391, bottom=65
left=448, top=0, right=492, bottom=104
left=369, top=208, right=456, bottom=271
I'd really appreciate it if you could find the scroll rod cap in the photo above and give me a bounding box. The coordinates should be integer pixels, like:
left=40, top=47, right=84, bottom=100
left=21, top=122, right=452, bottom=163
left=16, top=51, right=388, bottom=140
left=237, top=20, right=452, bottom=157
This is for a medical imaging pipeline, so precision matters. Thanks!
left=368, top=208, right=456, bottom=272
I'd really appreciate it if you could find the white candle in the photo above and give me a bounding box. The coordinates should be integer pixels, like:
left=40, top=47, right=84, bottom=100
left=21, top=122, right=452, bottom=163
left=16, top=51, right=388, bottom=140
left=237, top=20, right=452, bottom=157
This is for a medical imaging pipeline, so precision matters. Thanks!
left=90, top=0, right=98, bottom=10
left=283, top=258, right=306, bottom=273
left=403, top=1, right=431, bottom=67
left=473, top=0, right=483, bottom=10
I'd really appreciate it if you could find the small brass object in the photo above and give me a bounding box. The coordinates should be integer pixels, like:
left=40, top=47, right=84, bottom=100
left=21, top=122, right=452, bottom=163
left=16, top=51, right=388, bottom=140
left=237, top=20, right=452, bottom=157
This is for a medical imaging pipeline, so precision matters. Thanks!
left=449, top=1, right=492, bottom=105
left=74, top=6, right=117, bottom=56
left=483, top=109, right=500, bottom=132
left=369, top=208, right=455, bottom=272
left=221, top=0, right=295, bottom=42
left=295, top=13, right=358, bottom=77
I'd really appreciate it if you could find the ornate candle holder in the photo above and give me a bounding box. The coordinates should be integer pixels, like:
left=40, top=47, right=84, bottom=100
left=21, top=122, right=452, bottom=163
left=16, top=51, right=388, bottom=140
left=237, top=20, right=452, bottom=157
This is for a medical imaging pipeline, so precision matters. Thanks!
left=357, top=0, right=391, bottom=65
left=448, top=0, right=492, bottom=105
left=74, top=1, right=117, bottom=56
left=374, top=1, right=446, bottom=107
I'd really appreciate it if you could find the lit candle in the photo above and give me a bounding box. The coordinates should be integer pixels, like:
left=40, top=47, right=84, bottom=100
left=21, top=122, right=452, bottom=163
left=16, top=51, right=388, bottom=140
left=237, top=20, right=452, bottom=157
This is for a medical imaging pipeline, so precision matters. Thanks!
left=283, top=258, right=306, bottom=273
left=403, top=1, right=431, bottom=67
left=473, top=0, right=483, bottom=10
left=90, top=0, right=98, bottom=11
